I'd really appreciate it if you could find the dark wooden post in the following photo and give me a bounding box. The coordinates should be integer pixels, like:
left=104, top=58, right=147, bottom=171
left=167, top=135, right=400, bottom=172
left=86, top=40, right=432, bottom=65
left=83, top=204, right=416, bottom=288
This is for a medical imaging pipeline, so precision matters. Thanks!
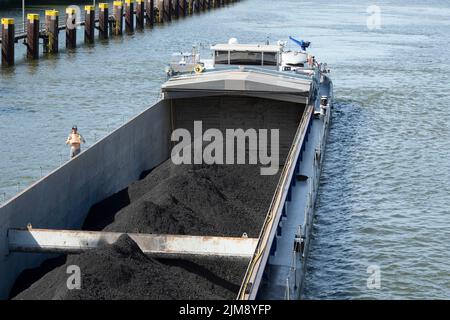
left=156, top=0, right=164, bottom=23
left=27, top=14, right=40, bottom=59
left=136, top=0, right=145, bottom=29
left=113, top=1, right=124, bottom=35
left=1, top=18, right=14, bottom=66
left=174, top=0, right=179, bottom=19
left=180, top=0, right=186, bottom=16
left=44, top=10, right=59, bottom=53
left=207, top=0, right=211, bottom=10
left=194, top=0, right=200, bottom=13
left=99, top=3, right=109, bottom=39
left=164, top=0, right=172, bottom=22
left=84, top=5, right=95, bottom=44
left=146, top=0, right=154, bottom=27
left=65, top=8, right=77, bottom=49
left=125, top=0, right=135, bottom=33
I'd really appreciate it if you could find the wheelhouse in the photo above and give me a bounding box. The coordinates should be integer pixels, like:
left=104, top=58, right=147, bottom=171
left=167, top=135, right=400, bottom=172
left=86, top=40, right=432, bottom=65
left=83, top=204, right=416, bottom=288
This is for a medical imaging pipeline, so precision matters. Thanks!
left=210, top=43, right=282, bottom=68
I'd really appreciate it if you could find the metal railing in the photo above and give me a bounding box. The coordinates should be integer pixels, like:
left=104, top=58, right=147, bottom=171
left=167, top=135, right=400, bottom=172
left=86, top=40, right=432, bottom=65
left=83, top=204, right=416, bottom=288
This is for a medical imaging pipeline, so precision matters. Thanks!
left=282, top=103, right=331, bottom=299
left=238, top=104, right=314, bottom=300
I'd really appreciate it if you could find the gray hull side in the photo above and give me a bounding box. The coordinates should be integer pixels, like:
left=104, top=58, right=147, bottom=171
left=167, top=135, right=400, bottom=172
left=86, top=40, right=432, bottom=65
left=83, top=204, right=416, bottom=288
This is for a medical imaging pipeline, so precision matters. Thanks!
left=256, top=78, right=333, bottom=299
left=0, top=101, right=171, bottom=299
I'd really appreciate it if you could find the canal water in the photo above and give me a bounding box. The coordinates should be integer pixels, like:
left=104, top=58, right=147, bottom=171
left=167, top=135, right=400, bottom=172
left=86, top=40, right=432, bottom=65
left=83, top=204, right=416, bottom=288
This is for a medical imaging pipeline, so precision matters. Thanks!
left=1, top=0, right=449, bottom=299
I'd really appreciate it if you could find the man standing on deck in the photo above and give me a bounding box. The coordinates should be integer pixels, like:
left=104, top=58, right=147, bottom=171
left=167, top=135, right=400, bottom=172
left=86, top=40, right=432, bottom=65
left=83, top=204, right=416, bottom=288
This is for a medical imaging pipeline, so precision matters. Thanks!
left=66, top=125, right=86, bottom=158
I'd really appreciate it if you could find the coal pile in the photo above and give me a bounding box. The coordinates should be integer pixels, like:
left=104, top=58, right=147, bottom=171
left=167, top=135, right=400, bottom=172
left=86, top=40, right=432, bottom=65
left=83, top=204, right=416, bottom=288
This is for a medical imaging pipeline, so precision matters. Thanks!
left=14, top=235, right=244, bottom=300
left=88, top=160, right=280, bottom=237
left=12, top=160, right=280, bottom=300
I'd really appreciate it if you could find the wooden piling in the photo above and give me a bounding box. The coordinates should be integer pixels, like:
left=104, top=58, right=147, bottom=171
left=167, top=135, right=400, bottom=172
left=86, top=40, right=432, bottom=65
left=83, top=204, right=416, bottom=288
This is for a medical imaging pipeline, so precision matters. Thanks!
left=0, top=0, right=238, bottom=68
left=99, top=3, right=109, bottom=39
left=65, top=8, right=77, bottom=49
left=136, top=0, right=145, bottom=29
left=44, top=10, right=59, bottom=53
left=27, top=14, right=40, bottom=59
left=164, top=0, right=172, bottom=22
left=194, top=0, right=200, bottom=13
left=146, top=0, right=154, bottom=27
left=113, top=1, right=124, bottom=35
left=125, top=0, right=135, bottom=33
left=1, top=18, right=14, bottom=66
left=180, top=0, right=186, bottom=16
left=156, top=0, right=164, bottom=23
left=84, top=6, right=95, bottom=44
left=174, top=0, right=180, bottom=19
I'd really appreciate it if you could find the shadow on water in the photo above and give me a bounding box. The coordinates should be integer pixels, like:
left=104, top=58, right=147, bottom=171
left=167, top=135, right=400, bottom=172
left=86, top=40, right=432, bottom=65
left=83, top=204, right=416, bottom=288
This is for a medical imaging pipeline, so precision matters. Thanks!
left=0, top=65, right=16, bottom=77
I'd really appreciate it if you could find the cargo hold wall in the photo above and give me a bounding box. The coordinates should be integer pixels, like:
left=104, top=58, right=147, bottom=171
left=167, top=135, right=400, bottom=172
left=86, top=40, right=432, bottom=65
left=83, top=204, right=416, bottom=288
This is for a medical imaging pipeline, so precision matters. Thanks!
left=0, top=100, right=171, bottom=299
left=172, top=96, right=306, bottom=164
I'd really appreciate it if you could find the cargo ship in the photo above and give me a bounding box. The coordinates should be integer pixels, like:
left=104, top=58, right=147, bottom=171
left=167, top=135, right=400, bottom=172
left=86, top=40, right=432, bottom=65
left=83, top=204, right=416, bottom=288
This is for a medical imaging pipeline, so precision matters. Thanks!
left=0, top=38, right=332, bottom=300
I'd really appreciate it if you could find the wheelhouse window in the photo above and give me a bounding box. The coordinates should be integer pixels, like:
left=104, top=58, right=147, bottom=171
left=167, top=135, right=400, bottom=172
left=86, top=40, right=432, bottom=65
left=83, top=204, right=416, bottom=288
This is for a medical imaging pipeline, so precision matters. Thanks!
left=214, top=50, right=279, bottom=66
left=229, top=51, right=262, bottom=65
left=262, top=52, right=277, bottom=66
left=215, top=51, right=229, bottom=64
